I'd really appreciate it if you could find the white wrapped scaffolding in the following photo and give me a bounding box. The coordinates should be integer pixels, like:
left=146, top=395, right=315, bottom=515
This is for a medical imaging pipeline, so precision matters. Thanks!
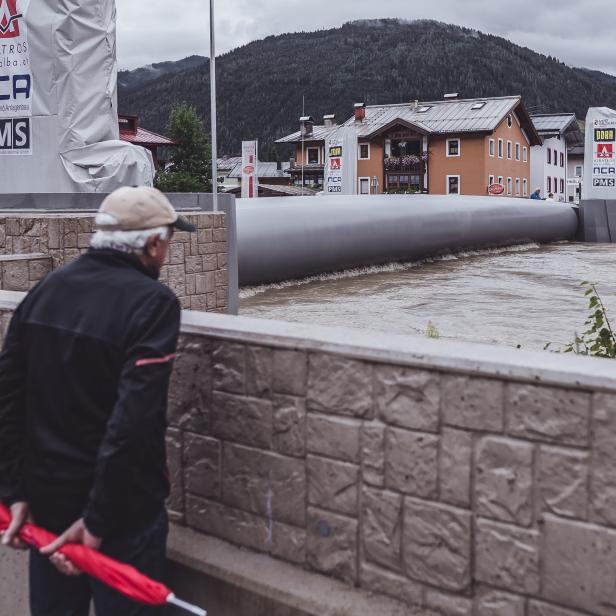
left=0, top=0, right=154, bottom=192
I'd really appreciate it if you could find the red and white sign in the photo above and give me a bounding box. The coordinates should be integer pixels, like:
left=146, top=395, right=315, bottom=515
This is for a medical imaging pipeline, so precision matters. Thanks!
left=597, top=143, right=613, bottom=159
left=0, top=0, right=21, bottom=38
left=487, top=183, right=505, bottom=195
left=241, top=140, right=258, bottom=199
left=329, top=158, right=341, bottom=171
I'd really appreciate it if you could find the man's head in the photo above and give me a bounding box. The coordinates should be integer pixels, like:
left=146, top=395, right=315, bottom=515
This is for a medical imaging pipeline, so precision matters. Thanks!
left=91, top=187, right=196, bottom=276
left=535, top=188, right=541, bottom=195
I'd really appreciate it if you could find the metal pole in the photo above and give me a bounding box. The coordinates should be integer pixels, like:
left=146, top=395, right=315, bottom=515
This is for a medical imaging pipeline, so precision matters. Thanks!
left=209, top=0, right=218, bottom=212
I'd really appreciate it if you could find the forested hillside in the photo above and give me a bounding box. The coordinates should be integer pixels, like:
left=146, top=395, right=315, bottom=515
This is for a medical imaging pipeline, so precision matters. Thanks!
left=118, top=19, right=616, bottom=158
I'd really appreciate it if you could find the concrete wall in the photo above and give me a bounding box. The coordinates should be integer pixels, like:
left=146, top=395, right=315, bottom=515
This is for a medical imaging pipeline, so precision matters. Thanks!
left=0, top=213, right=229, bottom=312
left=2, top=293, right=616, bottom=615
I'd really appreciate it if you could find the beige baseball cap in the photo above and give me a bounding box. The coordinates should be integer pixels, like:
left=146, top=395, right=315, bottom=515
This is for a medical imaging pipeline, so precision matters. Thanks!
left=97, top=186, right=197, bottom=232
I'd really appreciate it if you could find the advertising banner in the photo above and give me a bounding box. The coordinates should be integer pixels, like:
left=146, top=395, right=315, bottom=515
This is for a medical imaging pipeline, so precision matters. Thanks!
left=0, top=0, right=32, bottom=154
left=241, top=140, right=258, bottom=199
left=324, top=127, right=358, bottom=195
left=583, top=107, right=616, bottom=200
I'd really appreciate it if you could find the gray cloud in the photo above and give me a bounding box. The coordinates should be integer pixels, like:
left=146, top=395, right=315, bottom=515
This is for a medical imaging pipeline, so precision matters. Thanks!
left=116, top=0, right=616, bottom=75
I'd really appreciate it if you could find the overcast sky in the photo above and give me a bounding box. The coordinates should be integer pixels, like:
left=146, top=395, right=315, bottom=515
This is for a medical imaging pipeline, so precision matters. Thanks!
left=117, top=1, right=616, bottom=76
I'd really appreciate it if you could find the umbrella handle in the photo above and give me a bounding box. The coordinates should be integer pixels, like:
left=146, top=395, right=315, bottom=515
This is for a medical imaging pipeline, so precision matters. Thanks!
left=167, top=593, right=207, bottom=616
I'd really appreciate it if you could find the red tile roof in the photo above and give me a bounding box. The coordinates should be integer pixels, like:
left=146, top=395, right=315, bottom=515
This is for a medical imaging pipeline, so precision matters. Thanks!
left=120, top=127, right=176, bottom=146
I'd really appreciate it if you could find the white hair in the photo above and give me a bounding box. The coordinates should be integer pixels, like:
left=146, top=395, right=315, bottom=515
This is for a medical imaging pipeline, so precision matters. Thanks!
left=90, top=213, right=170, bottom=253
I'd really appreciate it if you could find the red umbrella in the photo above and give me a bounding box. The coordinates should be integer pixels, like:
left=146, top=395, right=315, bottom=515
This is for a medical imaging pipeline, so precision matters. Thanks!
left=0, top=503, right=206, bottom=615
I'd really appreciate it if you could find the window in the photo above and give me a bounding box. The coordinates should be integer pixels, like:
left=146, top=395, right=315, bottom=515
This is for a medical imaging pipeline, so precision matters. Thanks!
left=359, top=177, right=370, bottom=195
left=358, top=144, right=370, bottom=160
left=575, top=165, right=583, bottom=177
left=489, top=139, right=495, bottom=157
left=489, top=174, right=495, bottom=187
left=523, top=146, right=528, bottom=163
left=507, top=141, right=512, bottom=159
left=507, top=177, right=513, bottom=195
left=417, top=106, right=432, bottom=113
left=547, top=177, right=552, bottom=192
left=447, top=175, right=460, bottom=195
left=515, top=143, right=520, bottom=161
left=507, top=114, right=513, bottom=128
left=554, top=177, right=558, bottom=193
left=307, top=147, right=319, bottom=164
left=472, top=102, right=487, bottom=110
left=553, top=149, right=558, bottom=166
left=523, top=178, right=528, bottom=196
left=560, top=179, right=565, bottom=194
left=516, top=178, right=520, bottom=195
left=447, top=139, right=460, bottom=157
left=498, top=139, right=504, bottom=158
left=547, top=149, right=551, bottom=165
left=498, top=175, right=503, bottom=187
left=560, top=152, right=564, bottom=168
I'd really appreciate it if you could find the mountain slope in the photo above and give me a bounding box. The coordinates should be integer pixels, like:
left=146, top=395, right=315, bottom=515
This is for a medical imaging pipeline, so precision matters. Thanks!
left=118, top=55, right=207, bottom=92
left=118, top=19, right=616, bottom=158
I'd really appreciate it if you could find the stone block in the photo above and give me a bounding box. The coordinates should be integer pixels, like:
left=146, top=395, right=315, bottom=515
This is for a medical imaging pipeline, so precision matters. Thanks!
left=185, top=273, right=196, bottom=296
left=307, top=353, right=373, bottom=418
left=537, top=446, right=588, bottom=519
left=206, top=293, right=217, bottom=309
left=375, top=365, right=440, bottom=432
left=46, top=220, right=60, bottom=249
left=591, top=394, right=616, bottom=526
left=168, top=337, right=211, bottom=432
left=362, top=423, right=386, bottom=487
left=505, top=384, right=590, bottom=446
left=385, top=427, right=438, bottom=498
left=403, top=498, right=471, bottom=592
left=528, top=600, right=588, bottom=616
left=199, top=241, right=226, bottom=255
left=213, top=228, right=227, bottom=243
left=186, top=495, right=269, bottom=553
left=185, top=256, right=203, bottom=274
left=307, top=455, right=358, bottom=516
left=166, top=428, right=184, bottom=515
left=203, top=254, right=218, bottom=271
left=362, top=488, right=402, bottom=572
left=440, top=428, right=472, bottom=508
left=28, top=257, right=51, bottom=281
left=271, top=522, right=306, bottom=565
left=77, top=233, right=92, bottom=249
left=475, top=588, right=525, bottom=616
left=475, top=518, right=540, bottom=594
left=442, top=376, right=504, bottom=432
left=197, top=214, right=213, bottom=229
left=307, top=507, right=358, bottom=584
left=0, top=223, right=5, bottom=249
left=167, top=264, right=186, bottom=297
left=195, top=272, right=216, bottom=294
left=272, top=349, right=307, bottom=396
left=273, top=394, right=306, bottom=458
left=2, top=259, right=29, bottom=291
left=217, top=253, right=227, bottom=268
left=359, top=562, right=424, bottom=607
left=222, top=443, right=306, bottom=526
left=212, top=342, right=245, bottom=394
left=245, top=346, right=273, bottom=397
left=63, top=248, right=80, bottom=263
left=215, top=269, right=228, bottom=286
left=189, top=294, right=208, bottom=312
left=211, top=392, right=273, bottom=449
left=183, top=433, right=221, bottom=500
left=306, top=414, right=361, bottom=463
left=543, top=515, right=616, bottom=615
left=216, top=288, right=227, bottom=307
left=6, top=218, right=19, bottom=235
left=169, top=242, right=185, bottom=265
left=197, top=229, right=213, bottom=244
left=425, top=589, right=473, bottom=616
left=475, top=436, right=534, bottom=526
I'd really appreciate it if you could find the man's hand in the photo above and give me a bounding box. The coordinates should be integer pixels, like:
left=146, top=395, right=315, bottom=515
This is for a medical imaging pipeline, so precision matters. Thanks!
left=0, top=501, right=30, bottom=550
left=40, top=518, right=102, bottom=577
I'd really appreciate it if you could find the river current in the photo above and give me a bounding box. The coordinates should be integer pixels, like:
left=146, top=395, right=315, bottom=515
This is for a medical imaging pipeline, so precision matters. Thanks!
left=240, top=243, right=616, bottom=351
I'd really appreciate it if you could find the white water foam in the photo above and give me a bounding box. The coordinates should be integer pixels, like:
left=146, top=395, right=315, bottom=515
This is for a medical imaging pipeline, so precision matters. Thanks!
left=239, top=242, right=542, bottom=299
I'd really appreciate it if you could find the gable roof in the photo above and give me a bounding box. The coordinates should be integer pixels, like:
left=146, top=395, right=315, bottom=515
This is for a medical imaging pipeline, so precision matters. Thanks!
left=228, top=161, right=290, bottom=179
left=277, top=96, right=541, bottom=145
left=530, top=113, right=583, bottom=145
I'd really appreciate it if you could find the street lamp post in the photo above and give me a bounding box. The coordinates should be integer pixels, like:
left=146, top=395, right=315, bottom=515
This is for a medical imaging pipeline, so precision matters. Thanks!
left=209, top=0, right=218, bottom=212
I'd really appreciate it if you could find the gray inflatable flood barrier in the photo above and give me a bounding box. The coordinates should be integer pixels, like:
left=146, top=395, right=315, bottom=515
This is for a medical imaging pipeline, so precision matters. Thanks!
left=236, top=195, right=579, bottom=286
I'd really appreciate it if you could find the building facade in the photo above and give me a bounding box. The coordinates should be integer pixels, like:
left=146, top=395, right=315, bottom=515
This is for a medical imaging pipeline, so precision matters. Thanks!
left=118, top=115, right=175, bottom=169
left=566, top=145, right=585, bottom=203
left=277, top=96, right=542, bottom=197
left=530, top=114, right=583, bottom=201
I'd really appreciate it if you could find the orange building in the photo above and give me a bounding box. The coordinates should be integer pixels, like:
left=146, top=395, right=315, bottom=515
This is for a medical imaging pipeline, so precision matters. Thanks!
left=277, top=96, right=542, bottom=197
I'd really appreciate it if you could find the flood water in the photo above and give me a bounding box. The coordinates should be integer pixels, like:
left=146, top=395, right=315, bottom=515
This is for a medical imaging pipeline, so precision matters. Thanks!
left=240, top=243, right=616, bottom=351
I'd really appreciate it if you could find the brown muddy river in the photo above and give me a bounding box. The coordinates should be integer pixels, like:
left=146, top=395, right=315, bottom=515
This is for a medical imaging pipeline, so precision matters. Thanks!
left=240, top=243, right=616, bottom=351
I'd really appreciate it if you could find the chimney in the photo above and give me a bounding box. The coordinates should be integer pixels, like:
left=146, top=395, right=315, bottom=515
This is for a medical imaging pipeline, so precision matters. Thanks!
left=444, top=93, right=459, bottom=101
left=354, top=102, right=366, bottom=122
left=300, top=116, right=314, bottom=138
left=411, top=100, right=419, bottom=109
left=323, top=114, right=336, bottom=128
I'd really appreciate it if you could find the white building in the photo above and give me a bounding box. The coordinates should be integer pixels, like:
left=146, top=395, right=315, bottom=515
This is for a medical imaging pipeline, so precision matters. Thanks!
left=566, top=145, right=584, bottom=204
left=530, top=114, right=583, bottom=201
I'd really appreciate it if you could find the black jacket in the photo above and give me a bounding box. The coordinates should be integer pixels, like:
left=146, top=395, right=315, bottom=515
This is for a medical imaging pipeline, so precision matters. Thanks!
left=0, top=249, right=181, bottom=538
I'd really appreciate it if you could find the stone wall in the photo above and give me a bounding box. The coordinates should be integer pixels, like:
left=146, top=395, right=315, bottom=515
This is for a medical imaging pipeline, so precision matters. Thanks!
left=0, top=254, right=53, bottom=291
left=1, top=295, right=616, bottom=616
left=0, top=213, right=228, bottom=312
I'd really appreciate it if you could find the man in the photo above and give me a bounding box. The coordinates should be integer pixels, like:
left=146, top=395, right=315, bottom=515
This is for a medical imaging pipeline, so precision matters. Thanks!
left=0, top=187, right=196, bottom=615
left=530, top=187, right=542, bottom=200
